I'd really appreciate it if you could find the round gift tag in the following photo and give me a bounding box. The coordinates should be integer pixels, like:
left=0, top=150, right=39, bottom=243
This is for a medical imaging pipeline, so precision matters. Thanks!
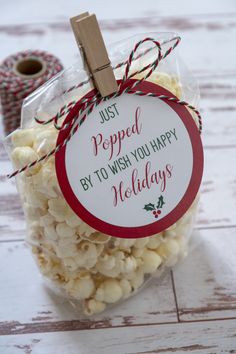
left=56, top=79, right=203, bottom=238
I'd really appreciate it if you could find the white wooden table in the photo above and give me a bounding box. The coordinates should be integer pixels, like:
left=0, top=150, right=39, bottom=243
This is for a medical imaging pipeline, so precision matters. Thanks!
left=0, top=1, right=236, bottom=353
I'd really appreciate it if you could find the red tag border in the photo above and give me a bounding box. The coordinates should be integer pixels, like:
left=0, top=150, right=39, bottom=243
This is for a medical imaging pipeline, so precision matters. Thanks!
left=56, top=79, right=204, bottom=238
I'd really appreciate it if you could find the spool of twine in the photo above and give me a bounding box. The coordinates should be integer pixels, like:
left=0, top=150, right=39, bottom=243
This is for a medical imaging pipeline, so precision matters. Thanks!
left=0, top=50, right=63, bottom=135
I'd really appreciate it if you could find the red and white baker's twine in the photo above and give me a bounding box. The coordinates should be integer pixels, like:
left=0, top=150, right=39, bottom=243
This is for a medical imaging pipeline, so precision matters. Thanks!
left=8, top=37, right=202, bottom=179
left=0, top=50, right=63, bottom=135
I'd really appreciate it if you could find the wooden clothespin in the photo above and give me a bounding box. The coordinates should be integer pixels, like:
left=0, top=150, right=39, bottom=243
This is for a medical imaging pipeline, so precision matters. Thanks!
left=70, top=12, right=118, bottom=97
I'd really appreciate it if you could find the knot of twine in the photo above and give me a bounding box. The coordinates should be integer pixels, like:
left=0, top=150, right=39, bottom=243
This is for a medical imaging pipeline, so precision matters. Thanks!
left=8, top=37, right=202, bottom=179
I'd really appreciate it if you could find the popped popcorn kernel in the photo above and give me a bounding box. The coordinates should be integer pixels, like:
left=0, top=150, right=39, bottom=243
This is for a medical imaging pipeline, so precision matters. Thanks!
left=11, top=146, right=39, bottom=175
left=69, top=277, right=95, bottom=300
left=12, top=129, right=35, bottom=147
left=84, top=299, right=106, bottom=315
left=141, top=249, right=162, bottom=274
left=100, top=279, right=123, bottom=303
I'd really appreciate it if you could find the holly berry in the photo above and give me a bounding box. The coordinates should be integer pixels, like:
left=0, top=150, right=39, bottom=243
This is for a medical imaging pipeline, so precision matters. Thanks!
left=155, top=215, right=158, bottom=218
left=153, top=211, right=157, bottom=215
left=157, top=210, right=161, bottom=215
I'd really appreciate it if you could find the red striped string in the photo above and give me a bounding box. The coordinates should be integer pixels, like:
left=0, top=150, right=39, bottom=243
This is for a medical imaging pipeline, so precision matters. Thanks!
left=0, top=50, right=63, bottom=135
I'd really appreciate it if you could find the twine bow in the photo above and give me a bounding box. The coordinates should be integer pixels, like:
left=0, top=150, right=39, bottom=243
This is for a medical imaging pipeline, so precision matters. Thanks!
left=8, top=37, right=202, bottom=179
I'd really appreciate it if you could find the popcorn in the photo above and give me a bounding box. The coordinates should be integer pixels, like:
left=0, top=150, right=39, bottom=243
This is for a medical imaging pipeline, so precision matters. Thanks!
left=24, top=202, right=43, bottom=221
left=130, top=269, right=144, bottom=291
left=141, top=249, right=162, bottom=274
left=48, top=198, right=68, bottom=222
left=32, top=159, right=60, bottom=198
left=44, top=224, right=58, bottom=242
left=56, top=223, right=75, bottom=238
left=9, top=70, right=199, bottom=316
left=147, top=234, right=163, bottom=249
left=120, top=279, right=132, bottom=298
left=157, top=239, right=180, bottom=260
left=33, top=128, right=57, bottom=155
left=94, top=287, right=105, bottom=302
left=63, top=257, right=78, bottom=272
left=134, top=72, right=181, bottom=97
left=84, top=299, right=106, bottom=315
left=121, top=256, right=137, bottom=273
left=96, top=255, right=121, bottom=278
left=11, top=146, right=39, bottom=175
left=26, top=188, right=48, bottom=210
left=149, top=73, right=181, bottom=97
left=132, top=247, right=145, bottom=258
left=65, top=209, right=82, bottom=228
left=134, top=238, right=149, bottom=249
left=79, top=242, right=98, bottom=269
left=12, top=128, right=35, bottom=147
left=115, top=239, right=136, bottom=250
left=166, top=239, right=180, bottom=256
left=84, top=232, right=111, bottom=244
left=100, top=279, right=123, bottom=303
left=68, top=277, right=95, bottom=300
left=39, top=214, right=55, bottom=227
left=56, top=240, right=78, bottom=258
left=27, top=221, right=43, bottom=243
left=95, top=243, right=104, bottom=256
left=97, top=254, right=116, bottom=270
left=164, top=229, right=177, bottom=238
left=77, top=222, right=96, bottom=237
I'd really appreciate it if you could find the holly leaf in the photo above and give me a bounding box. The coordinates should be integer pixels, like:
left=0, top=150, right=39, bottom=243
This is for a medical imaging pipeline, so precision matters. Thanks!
left=143, top=203, right=155, bottom=211
left=156, top=195, right=165, bottom=209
